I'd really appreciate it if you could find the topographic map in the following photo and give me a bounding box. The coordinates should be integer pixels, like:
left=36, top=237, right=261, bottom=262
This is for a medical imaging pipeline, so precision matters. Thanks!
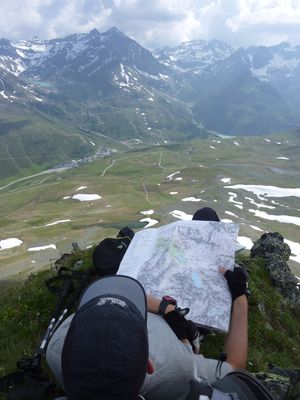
left=118, top=220, right=239, bottom=331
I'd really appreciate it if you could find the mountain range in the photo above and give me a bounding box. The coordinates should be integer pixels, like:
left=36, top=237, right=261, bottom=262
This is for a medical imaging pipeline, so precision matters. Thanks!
left=1, top=27, right=300, bottom=178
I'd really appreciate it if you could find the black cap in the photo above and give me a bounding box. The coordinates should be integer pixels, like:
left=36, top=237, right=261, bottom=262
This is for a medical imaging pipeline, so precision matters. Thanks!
left=62, top=275, right=148, bottom=400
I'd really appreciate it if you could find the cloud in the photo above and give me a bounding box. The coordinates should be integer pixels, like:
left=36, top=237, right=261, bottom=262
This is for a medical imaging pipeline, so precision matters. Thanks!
left=1, top=0, right=300, bottom=48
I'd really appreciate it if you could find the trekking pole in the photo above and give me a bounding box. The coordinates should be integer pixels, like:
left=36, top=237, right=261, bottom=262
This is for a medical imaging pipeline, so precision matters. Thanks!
left=48, top=269, right=94, bottom=342
left=33, top=278, right=74, bottom=370
left=17, top=277, right=74, bottom=372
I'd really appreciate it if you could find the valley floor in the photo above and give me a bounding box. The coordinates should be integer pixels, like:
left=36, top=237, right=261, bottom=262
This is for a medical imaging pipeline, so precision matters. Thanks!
left=1, top=134, right=300, bottom=280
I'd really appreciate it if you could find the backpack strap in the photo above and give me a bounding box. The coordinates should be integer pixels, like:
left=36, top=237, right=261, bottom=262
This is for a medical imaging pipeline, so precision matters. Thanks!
left=226, top=370, right=274, bottom=400
left=186, top=380, right=213, bottom=399
left=185, top=380, right=240, bottom=400
left=212, top=369, right=275, bottom=400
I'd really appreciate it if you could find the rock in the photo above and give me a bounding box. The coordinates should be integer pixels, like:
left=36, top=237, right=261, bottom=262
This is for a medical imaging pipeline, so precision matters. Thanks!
left=265, top=257, right=300, bottom=307
left=255, top=372, right=290, bottom=400
left=73, top=260, right=84, bottom=270
left=53, top=252, right=72, bottom=269
left=72, top=242, right=81, bottom=251
left=251, top=232, right=291, bottom=261
left=250, top=232, right=300, bottom=307
left=255, top=365, right=300, bottom=400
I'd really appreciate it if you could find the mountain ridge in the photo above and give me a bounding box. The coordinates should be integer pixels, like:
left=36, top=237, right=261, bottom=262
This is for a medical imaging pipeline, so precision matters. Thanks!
left=1, top=27, right=300, bottom=179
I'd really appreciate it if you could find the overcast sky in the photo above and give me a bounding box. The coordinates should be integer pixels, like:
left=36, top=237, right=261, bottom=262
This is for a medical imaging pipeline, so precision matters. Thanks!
left=1, top=0, right=300, bottom=49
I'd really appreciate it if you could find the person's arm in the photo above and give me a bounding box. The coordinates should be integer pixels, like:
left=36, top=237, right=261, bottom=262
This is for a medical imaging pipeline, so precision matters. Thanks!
left=224, top=295, right=248, bottom=369
left=219, top=266, right=248, bottom=370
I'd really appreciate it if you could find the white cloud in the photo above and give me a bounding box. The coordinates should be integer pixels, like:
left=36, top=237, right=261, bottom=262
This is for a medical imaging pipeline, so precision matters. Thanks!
left=1, top=0, right=300, bottom=48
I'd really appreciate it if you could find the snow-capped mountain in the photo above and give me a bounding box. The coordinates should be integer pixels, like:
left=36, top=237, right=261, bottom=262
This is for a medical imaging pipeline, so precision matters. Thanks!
left=1, top=27, right=300, bottom=144
left=0, top=39, right=28, bottom=76
left=154, top=39, right=300, bottom=135
left=18, top=27, right=175, bottom=97
left=155, top=39, right=300, bottom=92
left=155, top=39, right=234, bottom=74
left=247, top=42, right=300, bottom=83
left=0, top=64, right=45, bottom=104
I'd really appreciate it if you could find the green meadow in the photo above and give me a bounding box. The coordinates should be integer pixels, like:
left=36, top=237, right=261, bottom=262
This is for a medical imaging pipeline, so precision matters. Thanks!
left=0, top=134, right=300, bottom=280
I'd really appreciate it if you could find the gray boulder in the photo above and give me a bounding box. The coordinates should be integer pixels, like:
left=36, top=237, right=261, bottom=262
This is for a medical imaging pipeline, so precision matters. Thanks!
left=251, top=232, right=291, bottom=261
left=250, top=232, right=300, bottom=307
left=265, top=256, right=300, bottom=307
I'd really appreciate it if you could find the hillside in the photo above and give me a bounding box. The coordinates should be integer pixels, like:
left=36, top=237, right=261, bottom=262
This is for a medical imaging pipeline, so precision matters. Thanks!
left=0, top=237, right=299, bottom=400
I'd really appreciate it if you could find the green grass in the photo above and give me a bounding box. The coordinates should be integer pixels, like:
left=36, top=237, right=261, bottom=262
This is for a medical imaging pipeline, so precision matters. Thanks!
left=0, top=249, right=94, bottom=375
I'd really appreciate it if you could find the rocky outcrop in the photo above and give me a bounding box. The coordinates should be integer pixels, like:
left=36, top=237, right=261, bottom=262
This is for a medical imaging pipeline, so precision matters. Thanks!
left=251, top=232, right=291, bottom=261
left=250, top=232, right=300, bottom=307
left=255, top=365, right=300, bottom=400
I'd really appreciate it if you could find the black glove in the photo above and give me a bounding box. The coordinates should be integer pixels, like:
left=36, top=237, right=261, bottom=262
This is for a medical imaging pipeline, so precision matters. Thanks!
left=164, top=310, right=200, bottom=352
left=185, top=319, right=201, bottom=353
left=224, top=266, right=248, bottom=301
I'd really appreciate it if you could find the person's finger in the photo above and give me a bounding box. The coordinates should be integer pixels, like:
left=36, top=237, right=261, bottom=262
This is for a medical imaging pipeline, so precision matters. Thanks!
left=219, top=266, right=228, bottom=275
left=181, top=338, right=189, bottom=344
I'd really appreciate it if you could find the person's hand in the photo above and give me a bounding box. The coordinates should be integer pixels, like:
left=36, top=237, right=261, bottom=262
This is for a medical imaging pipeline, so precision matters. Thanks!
left=163, top=310, right=200, bottom=353
left=219, top=265, right=248, bottom=302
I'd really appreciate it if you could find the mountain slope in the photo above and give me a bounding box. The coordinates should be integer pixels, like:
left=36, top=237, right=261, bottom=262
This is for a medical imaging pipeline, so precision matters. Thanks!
left=2, top=29, right=300, bottom=178
left=192, top=72, right=296, bottom=135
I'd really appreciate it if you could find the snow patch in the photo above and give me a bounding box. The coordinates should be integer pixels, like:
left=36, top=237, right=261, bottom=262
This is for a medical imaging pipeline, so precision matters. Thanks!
left=28, top=244, right=57, bottom=252
left=182, top=197, right=202, bottom=202
left=234, top=141, right=240, bottom=146
left=175, top=177, right=183, bottom=181
left=249, top=209, right=300, bottom=227
left=72, top=194, right=101, bottom=201
left=226, top=185, right=300, bottom=199
left=45, top=219, right=71, bottom=227
left=90, top=141, right=96, bottom=146
left=234, top=204, right=243, bottom=210
left=221, top=219, right=233, bottom=223
left=140, top=218, right=158, bottom=228
left=284, top=239, right=300, bottom=264
left=76, top=186, right=87, bottom=191
left=169, top=210, right=193, bottom=220
left=237, top=236, right=253, bottom=250
left=140, top=210, right=154, bottom=215
left=32, top=95, right=43, bottom=102
left=63, top=196, right=71, bottom=200
left=228, top=192, right=243, bottom=206
left=170, top=192, right=178, bottom=195
left=245, top=196, right=275, bottom=209
left=225, top=211, right=238, bottom=218
left=0, top=238, right=23, bottom=250
left=166, top=171, right=180, bottom=180
left=221, top=178, right=231, bottom=183
left=0, top=91, right=8, bottom=99
left=276, top=157, right=289, bottom=160
left=249, top=225, right=264, bottom=232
